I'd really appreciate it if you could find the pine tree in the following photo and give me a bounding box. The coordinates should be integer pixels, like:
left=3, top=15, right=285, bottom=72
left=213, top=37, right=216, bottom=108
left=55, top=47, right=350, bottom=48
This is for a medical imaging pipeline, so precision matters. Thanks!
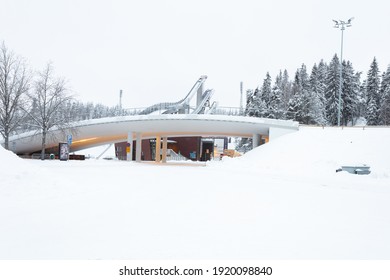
left=299, top=64, right=313, bottom=124
left=318, top=60, right=328, bottom=124
left=365, top=57, right=381, bottom=125
left=287, top=70, right=301, bottom=121
left=280, top=69, right=292, bottom=116
left=366, top=97, right=377, bottom=125
left=244, top=89, right=254, bottom=116
left=341, top=61, right=360, bottom=125
left=379, top=65, right=390, bottom=125
left=288, top=64, right=312, bottom=124
left=325, top=54, right=342, bottom=125
left=270, top=82, right=283, bottom=119
left=356, top=79, right=367, bottom=122
left=260, top=72, right=273, bottom=118
left=309, top=63, right=327, bottom=125
left=287, top=65, right=311, bottom=123
left=245, top=88, right=267, bottom=117
left=353, top=71, right=364, bottom=123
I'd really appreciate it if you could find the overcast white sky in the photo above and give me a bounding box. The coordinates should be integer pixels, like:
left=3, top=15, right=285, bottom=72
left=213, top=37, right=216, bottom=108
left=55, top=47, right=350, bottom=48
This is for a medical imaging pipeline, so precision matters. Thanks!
left=1, top=0, right=390, bottom=108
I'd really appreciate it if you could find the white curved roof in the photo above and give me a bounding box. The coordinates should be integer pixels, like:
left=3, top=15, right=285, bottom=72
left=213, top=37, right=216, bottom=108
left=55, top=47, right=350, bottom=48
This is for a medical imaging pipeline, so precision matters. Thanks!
left=6, top=114, right=299, bottom=154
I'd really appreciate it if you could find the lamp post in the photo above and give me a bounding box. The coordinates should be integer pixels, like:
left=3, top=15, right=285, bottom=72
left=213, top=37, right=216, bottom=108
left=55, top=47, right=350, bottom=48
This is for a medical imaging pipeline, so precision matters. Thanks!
left=333, top=17, right=354, bottom=126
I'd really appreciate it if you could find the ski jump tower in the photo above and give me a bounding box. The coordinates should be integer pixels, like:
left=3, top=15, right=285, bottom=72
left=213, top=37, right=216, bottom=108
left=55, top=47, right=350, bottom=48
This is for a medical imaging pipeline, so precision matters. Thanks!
left=139, top=75, right=216, bottom=115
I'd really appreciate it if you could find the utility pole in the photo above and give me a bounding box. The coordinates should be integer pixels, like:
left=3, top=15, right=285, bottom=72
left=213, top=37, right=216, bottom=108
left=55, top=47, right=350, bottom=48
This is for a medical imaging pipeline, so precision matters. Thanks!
left=240, top=81, right=244, bottom=116
left=119, top=89, right=123, bottom=110
left=333, top=17, right=354, bottom=126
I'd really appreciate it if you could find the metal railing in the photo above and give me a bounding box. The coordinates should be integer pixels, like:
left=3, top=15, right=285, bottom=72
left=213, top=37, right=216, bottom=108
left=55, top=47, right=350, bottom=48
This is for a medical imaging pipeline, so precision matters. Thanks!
left=166, top=149, right=188, bottom=161
left=210, top=106, right=242, bottom=116
left=120, top=106, right=244, bottom=117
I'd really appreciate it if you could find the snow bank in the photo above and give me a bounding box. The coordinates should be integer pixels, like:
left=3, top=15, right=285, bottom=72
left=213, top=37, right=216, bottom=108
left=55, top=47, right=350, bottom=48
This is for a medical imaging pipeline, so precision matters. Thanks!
left=0, top=147, right=55, bottom=208
left=0, top=146, right=42, bottom=182
left=226, top=126, right=390, bottom=179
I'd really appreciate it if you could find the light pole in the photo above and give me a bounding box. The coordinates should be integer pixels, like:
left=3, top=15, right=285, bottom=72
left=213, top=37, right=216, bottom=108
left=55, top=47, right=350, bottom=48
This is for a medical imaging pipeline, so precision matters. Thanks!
left=333, top=17, right=354, bottom=126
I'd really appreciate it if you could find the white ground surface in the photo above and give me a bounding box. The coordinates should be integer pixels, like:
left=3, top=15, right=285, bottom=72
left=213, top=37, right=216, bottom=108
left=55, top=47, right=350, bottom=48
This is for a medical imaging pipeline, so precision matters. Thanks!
left=1, top=126, right=389, bottom=260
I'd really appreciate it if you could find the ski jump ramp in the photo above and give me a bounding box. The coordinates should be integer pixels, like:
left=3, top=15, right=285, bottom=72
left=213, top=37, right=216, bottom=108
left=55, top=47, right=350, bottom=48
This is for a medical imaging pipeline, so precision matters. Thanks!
left=139, top=75, right=211, bottom=115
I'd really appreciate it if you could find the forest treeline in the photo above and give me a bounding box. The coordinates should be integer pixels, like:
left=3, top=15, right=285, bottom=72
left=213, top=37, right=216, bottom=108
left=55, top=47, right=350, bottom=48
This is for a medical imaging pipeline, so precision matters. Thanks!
left=245, top=54, right=390, bottom=126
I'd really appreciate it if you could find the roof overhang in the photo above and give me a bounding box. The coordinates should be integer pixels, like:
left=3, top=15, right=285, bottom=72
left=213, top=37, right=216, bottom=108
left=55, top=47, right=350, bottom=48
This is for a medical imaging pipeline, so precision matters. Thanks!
left=5, top=115, right=299, bottom=154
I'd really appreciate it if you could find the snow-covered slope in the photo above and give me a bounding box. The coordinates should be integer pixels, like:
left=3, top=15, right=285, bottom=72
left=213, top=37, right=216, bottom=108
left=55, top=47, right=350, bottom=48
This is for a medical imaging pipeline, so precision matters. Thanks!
left=224, top=126, right=390, bottom=178
left=0, top=126, right=389, bottom=259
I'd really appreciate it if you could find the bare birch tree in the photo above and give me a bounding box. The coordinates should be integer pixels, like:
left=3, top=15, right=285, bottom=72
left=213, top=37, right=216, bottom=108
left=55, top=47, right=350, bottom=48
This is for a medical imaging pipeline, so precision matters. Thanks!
left=0, top=42, right=30, bottom=150
left=27, top=63, right=73, bottom=160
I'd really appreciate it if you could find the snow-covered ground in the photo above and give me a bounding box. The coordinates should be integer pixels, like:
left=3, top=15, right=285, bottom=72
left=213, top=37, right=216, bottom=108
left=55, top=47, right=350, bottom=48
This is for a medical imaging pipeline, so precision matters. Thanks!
left=0, top=126, right=389, bottom=259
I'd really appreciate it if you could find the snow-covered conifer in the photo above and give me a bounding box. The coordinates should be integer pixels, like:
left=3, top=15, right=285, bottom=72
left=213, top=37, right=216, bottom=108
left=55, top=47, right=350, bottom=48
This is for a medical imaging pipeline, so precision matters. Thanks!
left=325, top=54, right=342, bottom=125
left=365, top=57, right=381, bottom=125
left=341, top=61, right=360, bottom=125
left=379, top=65, right=390, bottom=124
left=309, top=63, right=327, bottom=125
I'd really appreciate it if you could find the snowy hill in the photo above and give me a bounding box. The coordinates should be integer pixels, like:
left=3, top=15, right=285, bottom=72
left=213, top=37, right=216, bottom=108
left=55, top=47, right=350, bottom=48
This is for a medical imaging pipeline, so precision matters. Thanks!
left=225, top=126, right=390, bottom=178
left=0, top=126, right=389, bottom=259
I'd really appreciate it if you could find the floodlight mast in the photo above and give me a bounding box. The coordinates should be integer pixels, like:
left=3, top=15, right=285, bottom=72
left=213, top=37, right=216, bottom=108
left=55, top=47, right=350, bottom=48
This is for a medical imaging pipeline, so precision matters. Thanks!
left=333, top=17, right=354, bottom=126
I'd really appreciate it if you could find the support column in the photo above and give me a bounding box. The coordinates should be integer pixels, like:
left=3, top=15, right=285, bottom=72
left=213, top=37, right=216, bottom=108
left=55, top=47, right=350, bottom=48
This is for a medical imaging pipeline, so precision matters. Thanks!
left=135, top=132, right=142, bottom=162
left=155, top=136, right=161, bottom=162
left=126, top=132, right=133, bottom=161
left=196, top=82, right=204, bottom=107
left=252, top=134, right=261, bottom=149
left=162, top=137, right=168, bottom=163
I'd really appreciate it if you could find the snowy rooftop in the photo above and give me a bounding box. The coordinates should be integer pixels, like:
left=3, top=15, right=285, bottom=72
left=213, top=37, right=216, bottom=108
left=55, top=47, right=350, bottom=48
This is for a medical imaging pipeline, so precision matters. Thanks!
left=5, top=115, right=298, bottom=154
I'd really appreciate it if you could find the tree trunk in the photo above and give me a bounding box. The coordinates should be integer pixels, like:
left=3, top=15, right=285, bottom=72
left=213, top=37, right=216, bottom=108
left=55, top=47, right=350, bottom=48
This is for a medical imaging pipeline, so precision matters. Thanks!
left=4, top=134, right=9, bottom=150
left=41, top=130, right=46, bottom=160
